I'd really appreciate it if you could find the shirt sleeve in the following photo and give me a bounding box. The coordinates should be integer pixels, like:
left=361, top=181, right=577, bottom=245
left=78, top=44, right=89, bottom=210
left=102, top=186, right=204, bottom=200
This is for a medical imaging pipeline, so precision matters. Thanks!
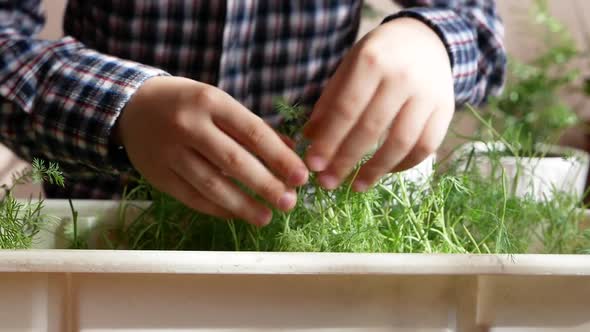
left=387, top=0, right=507, bottom=106
left=0, top=0, right=168, bottom=176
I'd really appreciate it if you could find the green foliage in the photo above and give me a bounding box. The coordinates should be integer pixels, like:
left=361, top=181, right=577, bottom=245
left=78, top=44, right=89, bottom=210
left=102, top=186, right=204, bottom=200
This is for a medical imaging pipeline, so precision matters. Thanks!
left=482, top=0, right=579, bottom=153
left=0, top=159, right=65, bottom=249
left=361, top=3, right=383, bottom=19
left=66, top=197, right=88, bottom=249
left=584, top=78, right=590, bottom=97
left=274, top=98, right=307, bottom=139
left=31, top=159, right=64, bottom=187
left=104, top=159, right=589, bottom=254
left=0, top=195, right=44, bottom=249
left=97, top=102, right=590, bottom=254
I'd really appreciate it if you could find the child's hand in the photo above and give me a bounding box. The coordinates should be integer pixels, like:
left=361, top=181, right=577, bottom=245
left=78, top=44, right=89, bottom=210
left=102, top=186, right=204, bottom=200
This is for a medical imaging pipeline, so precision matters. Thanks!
left=303, top=18, right=455, bottom=191
left=116, top=77, right=309, bottom=226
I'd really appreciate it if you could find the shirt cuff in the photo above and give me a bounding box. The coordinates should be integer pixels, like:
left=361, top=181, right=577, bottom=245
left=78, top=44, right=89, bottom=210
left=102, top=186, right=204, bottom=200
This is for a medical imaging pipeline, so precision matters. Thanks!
left=50, top=40, right=170, bottom=174
left=103, top=67, right=168, bottom=174
left=382, top=8, right=479, bottom=101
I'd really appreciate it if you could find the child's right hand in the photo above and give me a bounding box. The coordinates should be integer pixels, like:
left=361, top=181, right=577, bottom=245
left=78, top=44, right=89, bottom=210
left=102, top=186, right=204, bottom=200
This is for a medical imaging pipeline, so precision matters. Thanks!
left=115, top=77, right=309, bottom=226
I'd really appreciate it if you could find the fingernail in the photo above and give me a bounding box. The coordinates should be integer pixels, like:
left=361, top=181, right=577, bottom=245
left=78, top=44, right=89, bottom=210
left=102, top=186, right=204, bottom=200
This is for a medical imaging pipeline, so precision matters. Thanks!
left=289, top=168, right=308, bottom=185
left=278, top=190, right=297, bottom=211
left=319, top=173, right=339, bottom=190
left=353, top=180, right=369, bottom=192
left=257, top=209, right=273, bottom=226
left=307, top=156, right=327, bottom=172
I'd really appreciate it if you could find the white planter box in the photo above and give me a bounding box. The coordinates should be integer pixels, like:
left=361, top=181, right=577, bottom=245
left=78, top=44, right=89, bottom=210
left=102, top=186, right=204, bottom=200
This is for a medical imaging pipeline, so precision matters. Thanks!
left=2, top=200, right=590, bottom=331
left=454, top=142, right=590, bottom=200
left=396, top=153, right=435, bottom=186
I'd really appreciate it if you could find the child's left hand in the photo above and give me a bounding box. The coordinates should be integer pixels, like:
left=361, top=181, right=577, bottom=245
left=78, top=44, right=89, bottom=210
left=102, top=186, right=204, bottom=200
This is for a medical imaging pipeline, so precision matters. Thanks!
left=303, top=17, right=455, bottom=192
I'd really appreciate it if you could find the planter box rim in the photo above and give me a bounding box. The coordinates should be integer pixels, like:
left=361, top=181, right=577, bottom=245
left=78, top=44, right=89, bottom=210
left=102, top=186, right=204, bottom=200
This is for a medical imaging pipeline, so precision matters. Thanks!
left=1, top=250, right=590, bottom=276
left=10, top=200, right=590, bottom=277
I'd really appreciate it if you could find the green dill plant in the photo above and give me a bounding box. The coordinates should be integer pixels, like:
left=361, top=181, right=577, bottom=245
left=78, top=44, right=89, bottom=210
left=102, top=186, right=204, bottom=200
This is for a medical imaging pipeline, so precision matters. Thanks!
left=480, top=0, right=579, bottom=156
left=99, top=100, right=590, bottom=254
left=361, top=2, right=384, bottom=20
left=0, top=159, right=64, bottom=249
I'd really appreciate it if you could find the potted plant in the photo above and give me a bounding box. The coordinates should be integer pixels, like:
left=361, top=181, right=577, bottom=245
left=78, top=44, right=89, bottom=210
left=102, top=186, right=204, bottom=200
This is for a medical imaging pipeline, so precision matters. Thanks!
left=454, top=0, right=589, bottom=201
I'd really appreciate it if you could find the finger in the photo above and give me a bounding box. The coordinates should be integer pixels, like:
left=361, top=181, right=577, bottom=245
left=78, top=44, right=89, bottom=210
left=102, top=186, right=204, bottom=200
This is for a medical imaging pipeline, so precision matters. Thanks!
left=390, top=106, right=453, bottom=173
left=164, top=170, right=234, bottom=219
left=192, top=124, right=297, bottom=212
left=303, top=55, right=357, bottom=129
left=316, top=80, right=406, bottom=189
left=303, top=46, right=383, bottom=172
left=353, top=98, right=433, bottom=192
left=214, top=104, right=308, bottom=186
left=174, top=148, right=274, bottom=226
left=278, top=133, right=296, bottom=150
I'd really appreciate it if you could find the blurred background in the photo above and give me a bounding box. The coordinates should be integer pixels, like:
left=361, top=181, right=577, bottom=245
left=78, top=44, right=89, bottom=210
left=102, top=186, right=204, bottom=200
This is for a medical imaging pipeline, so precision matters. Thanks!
left=3, top=0, right=590, bottom=197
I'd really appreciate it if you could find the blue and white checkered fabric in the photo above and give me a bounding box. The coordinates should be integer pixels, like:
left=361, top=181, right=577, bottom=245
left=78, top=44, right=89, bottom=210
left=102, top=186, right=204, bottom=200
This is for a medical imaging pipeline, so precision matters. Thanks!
left=0, top=0, right=506, bottom=199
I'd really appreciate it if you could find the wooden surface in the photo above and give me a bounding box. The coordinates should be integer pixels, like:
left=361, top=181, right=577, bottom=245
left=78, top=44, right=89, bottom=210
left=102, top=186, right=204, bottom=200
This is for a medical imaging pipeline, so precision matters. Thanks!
left=2, top=0, right=590, bottom=197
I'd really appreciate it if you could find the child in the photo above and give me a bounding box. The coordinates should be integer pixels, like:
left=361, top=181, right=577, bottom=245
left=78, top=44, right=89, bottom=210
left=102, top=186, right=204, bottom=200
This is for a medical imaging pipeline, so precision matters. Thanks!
left=0, top=1, right=506, bottom=226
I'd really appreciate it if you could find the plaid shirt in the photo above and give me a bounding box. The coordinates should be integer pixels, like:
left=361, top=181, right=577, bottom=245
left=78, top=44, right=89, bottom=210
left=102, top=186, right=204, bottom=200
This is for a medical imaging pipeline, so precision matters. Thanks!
left=0, top=0, right=506, bottom=199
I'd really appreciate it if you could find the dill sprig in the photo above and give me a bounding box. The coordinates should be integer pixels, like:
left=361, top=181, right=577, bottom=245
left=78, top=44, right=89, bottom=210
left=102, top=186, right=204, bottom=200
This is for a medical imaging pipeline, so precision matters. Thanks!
left=31, top=159, right=65, bottom=187
left=273, top=97, right=310, bottom=155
